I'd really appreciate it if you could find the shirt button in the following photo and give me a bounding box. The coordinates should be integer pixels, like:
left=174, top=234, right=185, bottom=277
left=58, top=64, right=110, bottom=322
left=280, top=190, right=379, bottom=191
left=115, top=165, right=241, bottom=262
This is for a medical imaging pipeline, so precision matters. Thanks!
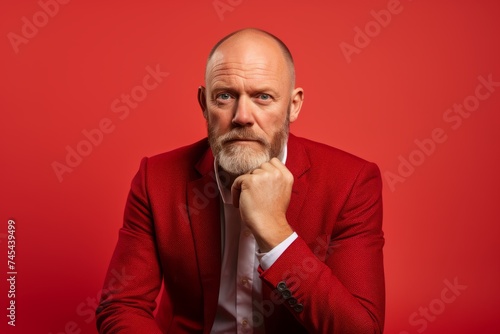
left=241, top=318, right=249, bottom=327
left=240, top=277, right=249, bottom=286
left=244, top=229, right=252, bottom=237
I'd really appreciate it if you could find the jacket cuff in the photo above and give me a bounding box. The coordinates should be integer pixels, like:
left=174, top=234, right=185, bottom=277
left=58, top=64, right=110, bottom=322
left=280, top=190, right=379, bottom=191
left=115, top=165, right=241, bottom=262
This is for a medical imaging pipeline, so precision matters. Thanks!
left=258, top=236, right=318, bottom=314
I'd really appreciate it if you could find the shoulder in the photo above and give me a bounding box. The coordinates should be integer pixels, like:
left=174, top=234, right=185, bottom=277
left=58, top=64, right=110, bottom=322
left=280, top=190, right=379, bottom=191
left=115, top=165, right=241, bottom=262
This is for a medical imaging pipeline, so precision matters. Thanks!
left=288, top=134, right=381, bottom=186
left=139, top=138, right=211, bottom=181
left=290, top=135, right=363, bottom=162
left=288, top=135, right=382, bottom=220
left=149, top=138, right=209, bottom=165
left=289, top=133, right=376, bottom=168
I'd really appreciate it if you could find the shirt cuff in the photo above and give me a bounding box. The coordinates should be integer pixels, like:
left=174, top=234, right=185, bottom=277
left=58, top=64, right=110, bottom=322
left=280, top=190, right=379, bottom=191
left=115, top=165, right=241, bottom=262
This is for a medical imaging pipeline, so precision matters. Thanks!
left=258, top=232, right=298, bottom=270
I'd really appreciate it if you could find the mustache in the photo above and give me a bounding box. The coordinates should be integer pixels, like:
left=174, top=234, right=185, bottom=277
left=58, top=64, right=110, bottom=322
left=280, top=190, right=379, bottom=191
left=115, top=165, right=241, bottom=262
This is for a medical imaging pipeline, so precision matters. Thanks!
left=219, top=129, right=268, bottom=146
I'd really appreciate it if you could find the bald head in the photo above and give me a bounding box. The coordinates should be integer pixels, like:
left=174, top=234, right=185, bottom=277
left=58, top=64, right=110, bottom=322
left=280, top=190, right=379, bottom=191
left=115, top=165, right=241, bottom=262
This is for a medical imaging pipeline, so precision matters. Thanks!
left=205, top=28, right=296, bottom=88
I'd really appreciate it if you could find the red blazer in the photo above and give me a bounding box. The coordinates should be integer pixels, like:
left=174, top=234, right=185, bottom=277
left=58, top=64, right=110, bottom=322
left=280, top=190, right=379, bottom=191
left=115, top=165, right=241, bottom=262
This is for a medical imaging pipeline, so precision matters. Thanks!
left=96, top=134, right=385, bottom=333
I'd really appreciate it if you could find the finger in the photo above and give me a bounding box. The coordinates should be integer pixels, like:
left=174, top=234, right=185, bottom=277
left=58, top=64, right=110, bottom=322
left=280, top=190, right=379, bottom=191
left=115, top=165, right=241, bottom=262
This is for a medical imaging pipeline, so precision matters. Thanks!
left=252, top=159, right=286, bottom=180
left=269, top=157, right=285, bottom=169
left=269, top=158, right=294, bottom=181
left=231, top=175, right=244, bottom=208
left=269, top=157, right=286, bottom=172
left=257, top=159, right=278, bottom=172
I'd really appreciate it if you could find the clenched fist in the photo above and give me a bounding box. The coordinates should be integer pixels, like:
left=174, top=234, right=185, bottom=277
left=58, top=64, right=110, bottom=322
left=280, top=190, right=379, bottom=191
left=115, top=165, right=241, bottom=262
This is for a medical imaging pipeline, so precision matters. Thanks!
left=231, top=158, right=294, bottom=252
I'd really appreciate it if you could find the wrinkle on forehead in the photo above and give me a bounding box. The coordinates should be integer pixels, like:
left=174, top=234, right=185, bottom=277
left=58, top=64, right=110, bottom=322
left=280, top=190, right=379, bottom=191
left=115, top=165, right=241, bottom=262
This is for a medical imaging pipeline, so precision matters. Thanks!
left=209, top=68, right=284, bottom=98
left=209, top=61, right=281, bottom=82
left=207, top=57, right=290, bottom=92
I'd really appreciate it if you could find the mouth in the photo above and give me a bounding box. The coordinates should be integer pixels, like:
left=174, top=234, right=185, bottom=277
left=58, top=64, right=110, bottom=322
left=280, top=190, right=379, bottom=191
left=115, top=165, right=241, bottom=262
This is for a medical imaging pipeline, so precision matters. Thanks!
left=225, top=138, right=261, bottom=144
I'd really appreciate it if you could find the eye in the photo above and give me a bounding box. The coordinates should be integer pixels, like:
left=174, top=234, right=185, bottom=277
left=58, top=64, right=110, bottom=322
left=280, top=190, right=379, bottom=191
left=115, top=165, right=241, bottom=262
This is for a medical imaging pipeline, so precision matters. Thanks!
left=218, top=93, right=232, bottom=100
left=215, top=93, right=233, bottom=103
left=214, top=92, right=234, bottom=106
left=255, top=93, right=273, bottom=105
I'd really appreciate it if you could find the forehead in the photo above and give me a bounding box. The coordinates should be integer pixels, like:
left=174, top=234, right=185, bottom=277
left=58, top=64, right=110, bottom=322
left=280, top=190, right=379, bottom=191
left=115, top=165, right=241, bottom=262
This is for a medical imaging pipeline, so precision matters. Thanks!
left=206, top=35, right=290, bottom=88
left=208, top=58, right=282, bottom=88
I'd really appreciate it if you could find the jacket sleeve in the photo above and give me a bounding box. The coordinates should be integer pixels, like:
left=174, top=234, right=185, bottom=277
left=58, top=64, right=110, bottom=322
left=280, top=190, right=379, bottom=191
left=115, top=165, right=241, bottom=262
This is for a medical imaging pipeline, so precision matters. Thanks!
left=259, top=161, right=385, bottom=334
left=96, top=157, right=164, bottom=334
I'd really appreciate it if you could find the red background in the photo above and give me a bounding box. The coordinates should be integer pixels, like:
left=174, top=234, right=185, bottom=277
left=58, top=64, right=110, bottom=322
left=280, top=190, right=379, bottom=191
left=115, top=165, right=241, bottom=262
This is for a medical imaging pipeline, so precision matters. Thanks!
left=1, top=0, right=500, bottom=333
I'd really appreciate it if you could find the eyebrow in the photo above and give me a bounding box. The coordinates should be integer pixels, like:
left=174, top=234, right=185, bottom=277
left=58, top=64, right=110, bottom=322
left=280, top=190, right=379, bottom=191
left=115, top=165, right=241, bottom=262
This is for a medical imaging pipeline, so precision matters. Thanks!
left=211, top=85, right=280, bottom=97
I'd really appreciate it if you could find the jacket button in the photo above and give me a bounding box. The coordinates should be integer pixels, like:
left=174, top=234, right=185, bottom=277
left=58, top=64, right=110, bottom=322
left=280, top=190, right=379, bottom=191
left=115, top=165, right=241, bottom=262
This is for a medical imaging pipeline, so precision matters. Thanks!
left=276, top=281, right=287, bottom=292
left=293, top=303, right=304, bottom=313
left=287, top=297, right=298, bottom=306
left=282, top=289, right=292, bottom=299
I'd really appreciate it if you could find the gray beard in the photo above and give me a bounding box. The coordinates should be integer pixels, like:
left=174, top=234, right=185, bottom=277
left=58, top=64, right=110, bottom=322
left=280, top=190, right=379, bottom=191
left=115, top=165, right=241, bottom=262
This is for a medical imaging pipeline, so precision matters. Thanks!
left=208, top=119, right=289, bottom=176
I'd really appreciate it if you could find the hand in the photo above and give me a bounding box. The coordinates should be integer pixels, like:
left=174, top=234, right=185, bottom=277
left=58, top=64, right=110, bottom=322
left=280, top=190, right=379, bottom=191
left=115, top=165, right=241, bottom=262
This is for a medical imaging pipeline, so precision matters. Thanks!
left=231, top=158, right=294, bottom=252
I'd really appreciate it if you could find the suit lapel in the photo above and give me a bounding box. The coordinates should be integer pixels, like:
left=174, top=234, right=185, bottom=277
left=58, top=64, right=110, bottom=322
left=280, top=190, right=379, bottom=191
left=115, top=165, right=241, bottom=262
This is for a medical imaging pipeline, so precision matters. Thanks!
left=187, top=148, right=222, bottom=332
left=285, top=134, right=311, bottom=229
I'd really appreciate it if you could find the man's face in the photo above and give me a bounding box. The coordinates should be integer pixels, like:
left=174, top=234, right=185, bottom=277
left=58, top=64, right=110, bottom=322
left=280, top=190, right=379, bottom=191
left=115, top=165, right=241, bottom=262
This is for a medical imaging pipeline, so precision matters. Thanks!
left=200, top=33, right=301, bottom=176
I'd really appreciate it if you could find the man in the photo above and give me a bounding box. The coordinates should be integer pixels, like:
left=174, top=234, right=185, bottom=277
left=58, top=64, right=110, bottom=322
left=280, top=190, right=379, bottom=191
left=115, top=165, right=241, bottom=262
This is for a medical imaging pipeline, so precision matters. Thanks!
left=96, top=28, right=385, bottom=333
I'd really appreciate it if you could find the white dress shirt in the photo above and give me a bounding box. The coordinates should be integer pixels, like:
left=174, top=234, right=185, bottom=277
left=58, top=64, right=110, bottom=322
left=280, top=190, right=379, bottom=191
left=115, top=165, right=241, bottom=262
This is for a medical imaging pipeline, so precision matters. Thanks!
left=210, top=145, right=298, bottom=334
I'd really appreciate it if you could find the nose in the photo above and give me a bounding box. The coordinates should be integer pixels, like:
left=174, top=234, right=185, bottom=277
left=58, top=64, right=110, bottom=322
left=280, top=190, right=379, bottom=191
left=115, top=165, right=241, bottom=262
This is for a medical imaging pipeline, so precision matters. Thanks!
left=232, top=96, right=254, bottom=127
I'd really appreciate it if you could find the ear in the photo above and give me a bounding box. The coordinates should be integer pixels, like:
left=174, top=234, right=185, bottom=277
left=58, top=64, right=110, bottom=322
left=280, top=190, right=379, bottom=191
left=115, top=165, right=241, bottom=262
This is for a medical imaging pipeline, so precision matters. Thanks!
left=289, top=87, right=304, bottom=123
left=198, top=86, right=208, bottom=120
